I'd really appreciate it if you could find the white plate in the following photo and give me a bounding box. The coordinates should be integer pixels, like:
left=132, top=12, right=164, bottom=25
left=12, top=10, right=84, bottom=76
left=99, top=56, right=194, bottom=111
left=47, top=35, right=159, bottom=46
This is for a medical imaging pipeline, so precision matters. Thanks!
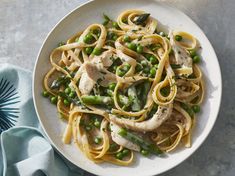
left=33, top=0, right=222, bottom=176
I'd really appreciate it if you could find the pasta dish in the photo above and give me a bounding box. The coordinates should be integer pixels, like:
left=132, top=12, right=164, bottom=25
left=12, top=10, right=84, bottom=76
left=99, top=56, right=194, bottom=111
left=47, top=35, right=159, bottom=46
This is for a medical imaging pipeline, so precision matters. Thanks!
left=42, top=10, right=204, bottom=165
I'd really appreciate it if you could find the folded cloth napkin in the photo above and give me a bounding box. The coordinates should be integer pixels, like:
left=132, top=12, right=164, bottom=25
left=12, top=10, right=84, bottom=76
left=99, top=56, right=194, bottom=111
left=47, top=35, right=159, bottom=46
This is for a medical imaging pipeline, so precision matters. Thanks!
left=0, top=64, right=92, bottom=176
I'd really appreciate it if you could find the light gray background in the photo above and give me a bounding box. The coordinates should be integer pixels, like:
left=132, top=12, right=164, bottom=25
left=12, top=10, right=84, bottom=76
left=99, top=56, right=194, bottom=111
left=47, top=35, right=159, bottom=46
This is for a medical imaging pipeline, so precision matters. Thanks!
left=0, top=0, right=234, bottom=176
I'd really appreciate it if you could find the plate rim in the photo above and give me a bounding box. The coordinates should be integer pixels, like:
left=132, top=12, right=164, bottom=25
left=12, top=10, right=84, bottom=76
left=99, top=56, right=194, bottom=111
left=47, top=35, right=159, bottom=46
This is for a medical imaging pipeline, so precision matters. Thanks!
left=32, top=1, right=222, bottom=176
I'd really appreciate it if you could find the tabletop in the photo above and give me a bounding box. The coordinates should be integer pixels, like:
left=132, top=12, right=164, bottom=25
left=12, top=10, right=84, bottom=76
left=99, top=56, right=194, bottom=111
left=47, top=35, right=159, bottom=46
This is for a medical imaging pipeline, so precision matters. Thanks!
left=0, top=0, right=234, bottom=176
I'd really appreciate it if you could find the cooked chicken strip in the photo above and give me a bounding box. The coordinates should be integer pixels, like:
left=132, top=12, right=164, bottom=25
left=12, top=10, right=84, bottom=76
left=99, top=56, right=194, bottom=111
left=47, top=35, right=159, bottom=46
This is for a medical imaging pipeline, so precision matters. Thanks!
left=85, top=63, right=116, bottom=86
left=91, top=50, right=114, bottom=68
left=169, top=31, right=193, bottom=75
left=78, top=72, right=95, bottom=95
left=78, top=62, right=117, bottom=94
left=78, top=49, right=117, bottom=95
left=110, top=103, right=173, bottom=132
left=85, top=63, right=103, bottom=81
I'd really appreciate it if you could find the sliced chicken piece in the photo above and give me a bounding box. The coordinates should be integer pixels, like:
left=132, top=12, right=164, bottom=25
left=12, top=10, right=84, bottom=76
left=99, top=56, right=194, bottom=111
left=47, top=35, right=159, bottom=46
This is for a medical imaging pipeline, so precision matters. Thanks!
left=99, top=74, right=116, bottom=86
left=110, top=103, right=173, bottom=132
left=169, top=31, right=193, bottom=75
left=78, top=63, right=117, bottom=94
left=79, top=72, right=95, bottom=95
left=85, top=63, right=103, bottom=81
left=110, top=122, right=140, bottom=151
left=85, top=63, right=116, bottom=86
left=78, top=49, right=117, bottom=95
left=91, top=50, right=114, bottom=69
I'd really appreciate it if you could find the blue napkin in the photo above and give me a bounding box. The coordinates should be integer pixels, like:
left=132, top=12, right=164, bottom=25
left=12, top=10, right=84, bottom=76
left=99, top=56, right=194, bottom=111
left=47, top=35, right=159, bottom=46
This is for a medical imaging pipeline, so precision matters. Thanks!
left=0, top=64, right=91, bottom=176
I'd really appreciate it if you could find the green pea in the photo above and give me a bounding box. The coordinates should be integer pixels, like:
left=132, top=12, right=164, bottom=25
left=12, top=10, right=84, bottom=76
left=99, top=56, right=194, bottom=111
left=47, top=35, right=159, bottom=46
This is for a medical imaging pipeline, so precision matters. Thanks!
left=150, top=68, right=156, bottom=77
left=192, top=105, right=200, bottom=113
left=85, top=125, right=92, bottom=131
left=42, top=90, right=49, bottom=97
left=150, top=55, right=157, bottom=64
left=175, top=35, right=183, bottom=41
left=112, top=21, right=119, bottom=29
left=94, top=121, right=101, bottom=128
left=122, top=18, right=128, bottom=24
left=108, top=83, right=116, bottom=91
left=144, top=53, right=152, bottom=60
left=50, top=96, right=57, bottom=104
left=141, top=149, right=149, bottom=156
left=117, top=69, right=125, bottom=77
left=143, top=67, right=150, bottom=74
left=115, top=152, right=124, bottom=160
left=159, top=32, right=166, bottom=37
left=122, top=63, right=131, bottom=72
left=122, top=149, right=130, bottom=156
left=189, top=49, right=197, bottom=58
left=85, top=47, right=93, bottom=55
left=193, top=55, right=200, bottom=63
left=123, top=35, right=130, bottom=42
left=112, top=34, right=118, bottom=41
left=112, top=65, right=118, bottom=72
left=64, top=87, right=71, bottom=94
left=137, top=45, right=144, bottom=54
left=92, top=47, right=102, bottom=55
left=127, top=42, right=137, bottom=51
left=69, top=91, right=76, bottom=98
left=94, top=137, right=102, bottom=144
left=83, top=33, right=94, bottom=43
left=106, top=89, right=113, bottom=96
left=141, top=60, right=148, bottom=67
left=154, top=64, right=159, bottom=69
left=63, top=99, right=70, bottom=106
left=135, top=63, right=143, bottom=72
left=109, top=143, right=118, bottom=152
